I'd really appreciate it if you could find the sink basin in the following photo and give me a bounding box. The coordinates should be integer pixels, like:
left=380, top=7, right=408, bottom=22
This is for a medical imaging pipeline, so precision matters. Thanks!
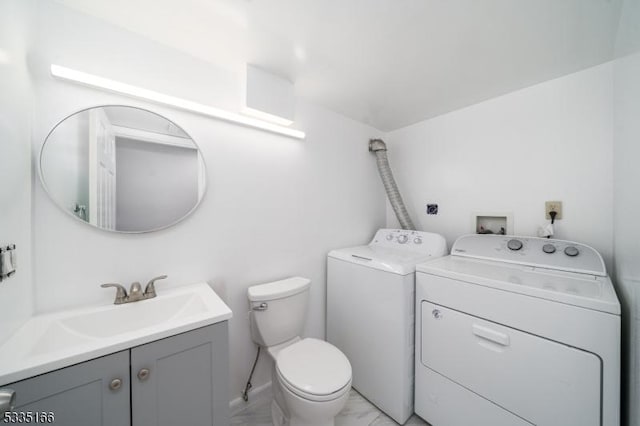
left=29, top=322, right=94, bottom=356
left=29, top=292, right=209, bottom=355
left=60, top=292, right=208, bottom=339
left=0, top=282, right=232, bottom=386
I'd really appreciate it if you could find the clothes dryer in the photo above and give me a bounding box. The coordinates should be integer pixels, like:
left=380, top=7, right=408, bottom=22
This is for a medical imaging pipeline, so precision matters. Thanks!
left=415, top=234, right=620, bottom=426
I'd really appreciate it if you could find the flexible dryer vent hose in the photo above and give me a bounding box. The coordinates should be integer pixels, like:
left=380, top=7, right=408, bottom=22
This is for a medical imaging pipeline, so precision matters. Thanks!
left=369, top=139, right=416, bottom=230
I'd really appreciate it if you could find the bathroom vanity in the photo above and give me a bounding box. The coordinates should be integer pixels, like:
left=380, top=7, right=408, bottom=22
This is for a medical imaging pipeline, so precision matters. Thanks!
left=0, top=283, right=232, bottom=426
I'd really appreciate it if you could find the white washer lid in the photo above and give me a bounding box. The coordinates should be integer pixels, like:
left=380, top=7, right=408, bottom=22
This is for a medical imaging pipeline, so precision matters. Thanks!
left=276, top=338, right=352, bottom=397
left=328, top=245, right=434, bottom=275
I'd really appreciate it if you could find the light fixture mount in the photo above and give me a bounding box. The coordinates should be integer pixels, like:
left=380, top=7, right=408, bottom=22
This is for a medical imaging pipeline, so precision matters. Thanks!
left=50, top=64, right=306, bottom=140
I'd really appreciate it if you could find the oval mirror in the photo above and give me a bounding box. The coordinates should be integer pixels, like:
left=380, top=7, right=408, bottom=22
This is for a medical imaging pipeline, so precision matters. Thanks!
left=40, top=106, right=206, bottom=233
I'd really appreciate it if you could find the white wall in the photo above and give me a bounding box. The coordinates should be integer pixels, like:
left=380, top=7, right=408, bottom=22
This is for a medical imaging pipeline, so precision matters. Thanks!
left=30, top=1, right=386, bottom=401
left=614, top=51, right=640, bottom=425
left=613, top=1, right=640, bottom=424
left=385, top=63, right=614, bottom=269
left=0, top=0, right=34, bottom=342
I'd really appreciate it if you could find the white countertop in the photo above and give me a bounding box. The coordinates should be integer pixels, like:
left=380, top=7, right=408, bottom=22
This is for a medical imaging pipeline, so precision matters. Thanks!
left=0, top=282, right=232, bottom=385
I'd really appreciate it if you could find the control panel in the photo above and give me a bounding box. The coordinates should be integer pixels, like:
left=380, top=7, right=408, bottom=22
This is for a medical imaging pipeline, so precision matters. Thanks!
left=451, top=234, right=606, bottom=276
left=370, top=229, right=447, bottom=254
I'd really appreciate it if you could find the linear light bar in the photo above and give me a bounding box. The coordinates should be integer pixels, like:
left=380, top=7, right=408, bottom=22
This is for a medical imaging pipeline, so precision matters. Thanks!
left=242, top=106, right=294, bottom=126
left=50, top=64, right=306, bottom=140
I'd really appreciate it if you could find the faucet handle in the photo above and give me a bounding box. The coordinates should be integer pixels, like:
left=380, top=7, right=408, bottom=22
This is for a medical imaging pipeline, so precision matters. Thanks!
left=144, top=275, right=167, bottom=298
left=101, top=283, right=128, bottom=304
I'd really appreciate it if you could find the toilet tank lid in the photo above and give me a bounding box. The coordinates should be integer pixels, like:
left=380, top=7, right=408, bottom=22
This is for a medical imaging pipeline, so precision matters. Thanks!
left=248, top=277, right=311, bottom=302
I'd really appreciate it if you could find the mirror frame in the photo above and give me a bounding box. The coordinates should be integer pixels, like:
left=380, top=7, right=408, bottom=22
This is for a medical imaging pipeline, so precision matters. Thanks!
left=39, top=105, right=208, bottom=234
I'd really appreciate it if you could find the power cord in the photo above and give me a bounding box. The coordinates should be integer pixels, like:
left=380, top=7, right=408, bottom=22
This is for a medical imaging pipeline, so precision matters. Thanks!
left=547, top=211, right=557, bottom=238
left=241, top=346, right=261, bottom=402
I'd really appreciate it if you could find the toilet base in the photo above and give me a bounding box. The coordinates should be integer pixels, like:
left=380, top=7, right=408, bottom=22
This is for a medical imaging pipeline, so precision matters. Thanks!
left=271, top=369, right=349, bottom=426
left=271, top=400, right=288, bottom=426
left=272, top=399, right=336, bottom=426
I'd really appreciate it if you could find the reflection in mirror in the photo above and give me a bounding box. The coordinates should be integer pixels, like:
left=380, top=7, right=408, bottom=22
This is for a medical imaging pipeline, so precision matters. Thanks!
left=40, top=106, right=206, bottom=233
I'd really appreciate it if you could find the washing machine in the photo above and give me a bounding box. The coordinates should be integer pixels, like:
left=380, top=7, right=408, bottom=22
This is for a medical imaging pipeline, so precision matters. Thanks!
left=327, top=228, right=447, bottom=424
left=415, top=234, right=620, bottom=426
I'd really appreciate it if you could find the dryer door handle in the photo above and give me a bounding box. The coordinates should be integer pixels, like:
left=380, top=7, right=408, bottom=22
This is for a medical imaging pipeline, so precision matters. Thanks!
left=472, top=324, right=511, bottom=347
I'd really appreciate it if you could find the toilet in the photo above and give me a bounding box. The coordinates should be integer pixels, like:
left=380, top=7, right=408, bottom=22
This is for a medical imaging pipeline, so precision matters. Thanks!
left=248, top=277, right=352, bottom=426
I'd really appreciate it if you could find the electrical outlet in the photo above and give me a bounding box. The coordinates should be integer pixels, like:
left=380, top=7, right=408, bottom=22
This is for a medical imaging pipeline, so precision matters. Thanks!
left=545, top=201, right=563, bottom=220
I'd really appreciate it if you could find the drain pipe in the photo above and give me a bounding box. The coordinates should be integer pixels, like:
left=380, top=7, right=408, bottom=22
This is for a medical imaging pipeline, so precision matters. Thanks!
left=369, top=138, right=416, bottom=230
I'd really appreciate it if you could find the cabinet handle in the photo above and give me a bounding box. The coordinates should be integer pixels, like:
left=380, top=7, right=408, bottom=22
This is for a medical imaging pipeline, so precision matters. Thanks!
left=109, top=378, right=122, bottom=391
left=472, top=324, right=510, bottom=346
left=0, top=388, right=16, bottom=416
left=137, top=368, right=150, bottom=382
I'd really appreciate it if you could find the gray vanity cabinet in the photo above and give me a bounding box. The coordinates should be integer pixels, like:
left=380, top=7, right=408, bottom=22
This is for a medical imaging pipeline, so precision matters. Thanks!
left=131, top=323, right=229, bottom=426
left=8, top=350, right=131, bottom=426
left=4, top=322, right=229, bottom=426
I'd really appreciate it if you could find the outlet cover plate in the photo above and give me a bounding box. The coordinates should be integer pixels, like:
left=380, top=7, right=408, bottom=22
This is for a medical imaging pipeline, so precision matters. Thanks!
left=545, top=201, right=563, bottom=220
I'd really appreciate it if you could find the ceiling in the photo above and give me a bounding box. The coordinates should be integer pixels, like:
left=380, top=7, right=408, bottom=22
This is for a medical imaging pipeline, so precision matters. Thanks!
left=55, top=0, right=623, bottom=131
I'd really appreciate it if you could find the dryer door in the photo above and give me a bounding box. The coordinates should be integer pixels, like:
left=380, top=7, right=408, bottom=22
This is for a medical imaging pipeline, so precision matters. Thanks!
left=420, top=301, right=601, bottom=426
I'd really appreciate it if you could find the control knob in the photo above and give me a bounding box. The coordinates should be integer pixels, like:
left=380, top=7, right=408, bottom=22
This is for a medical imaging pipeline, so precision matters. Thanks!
left=564, top=246, right=579, bottom=257
left=542, top=244, right=556, bottom=254
left=414, top=237, right=423, bottom=244
left=397, top=235, right=409, bottom=244
left=507, top=239, right=523, bottom=251
left=386, top=234, right=394, bottom=241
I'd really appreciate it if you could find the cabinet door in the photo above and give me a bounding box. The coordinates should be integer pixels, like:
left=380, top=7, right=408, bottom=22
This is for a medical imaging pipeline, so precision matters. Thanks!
left=131, top=323, right=229, bottom=426
left=7, top=350, right=130, bottom=426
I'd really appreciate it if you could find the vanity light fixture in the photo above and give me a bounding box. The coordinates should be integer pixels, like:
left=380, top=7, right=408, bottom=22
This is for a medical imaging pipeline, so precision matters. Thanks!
left=242, top=106, right=294, bottom=126
left=50, top=64, right=306, bottom=140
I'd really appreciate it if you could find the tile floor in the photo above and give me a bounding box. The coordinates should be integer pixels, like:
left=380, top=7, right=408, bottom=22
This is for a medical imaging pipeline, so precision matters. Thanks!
left=231, top=388, right=429, bottom=426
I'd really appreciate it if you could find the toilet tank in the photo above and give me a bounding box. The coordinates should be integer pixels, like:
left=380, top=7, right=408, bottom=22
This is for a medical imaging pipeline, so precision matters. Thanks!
left=248, top=277, right=311, bottom=347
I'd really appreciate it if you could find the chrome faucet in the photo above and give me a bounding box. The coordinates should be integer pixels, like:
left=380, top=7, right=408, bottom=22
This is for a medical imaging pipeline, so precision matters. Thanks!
left=101, top=275, right=168, bottom=305
left=128, top=282, right=144, bottom=302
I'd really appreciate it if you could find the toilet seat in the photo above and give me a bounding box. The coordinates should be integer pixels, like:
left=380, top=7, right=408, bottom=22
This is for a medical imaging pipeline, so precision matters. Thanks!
left=276, top=338, right=352, bottom=402
left=276, top=367, right=352, bottom=402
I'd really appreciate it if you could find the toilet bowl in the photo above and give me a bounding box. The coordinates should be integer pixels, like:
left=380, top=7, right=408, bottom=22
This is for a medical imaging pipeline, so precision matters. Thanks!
left=272, top=337, right=352, bottom=426
left=248, top=277, right=352, bottom=426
